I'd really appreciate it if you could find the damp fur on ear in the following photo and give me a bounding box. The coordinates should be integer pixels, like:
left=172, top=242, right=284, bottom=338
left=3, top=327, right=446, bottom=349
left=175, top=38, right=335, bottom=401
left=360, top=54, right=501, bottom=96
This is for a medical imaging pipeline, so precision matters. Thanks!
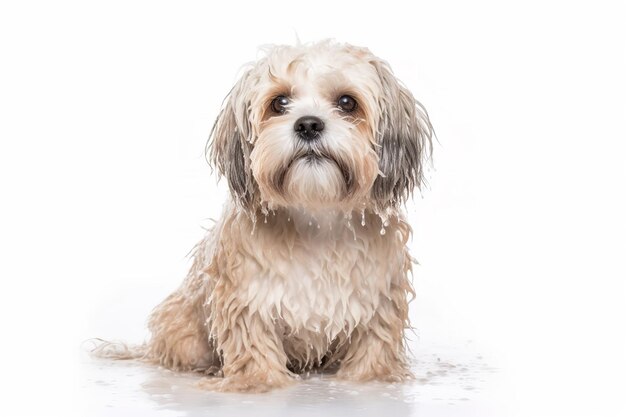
left=370, top=58, right=434, bottom=211
left=206, top=69, right=258, bottom=213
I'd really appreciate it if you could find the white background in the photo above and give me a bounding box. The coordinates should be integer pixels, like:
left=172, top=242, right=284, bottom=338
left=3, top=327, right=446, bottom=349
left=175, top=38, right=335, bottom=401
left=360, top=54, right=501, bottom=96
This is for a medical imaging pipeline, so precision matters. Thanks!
left=1, top=1, right=624, bottom=416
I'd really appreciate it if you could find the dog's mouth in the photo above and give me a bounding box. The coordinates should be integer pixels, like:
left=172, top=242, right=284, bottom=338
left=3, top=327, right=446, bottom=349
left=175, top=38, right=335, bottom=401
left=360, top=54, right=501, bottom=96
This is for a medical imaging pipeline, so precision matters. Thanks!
left=273, top=149, right=354, bottom=195
left=299, top=151, right=324, bottom=163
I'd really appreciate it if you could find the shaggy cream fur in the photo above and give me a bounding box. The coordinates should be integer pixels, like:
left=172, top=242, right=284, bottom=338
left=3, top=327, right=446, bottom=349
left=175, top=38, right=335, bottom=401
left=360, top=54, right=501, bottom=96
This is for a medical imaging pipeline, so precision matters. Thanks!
left=94, top=40, right=433, bottom=393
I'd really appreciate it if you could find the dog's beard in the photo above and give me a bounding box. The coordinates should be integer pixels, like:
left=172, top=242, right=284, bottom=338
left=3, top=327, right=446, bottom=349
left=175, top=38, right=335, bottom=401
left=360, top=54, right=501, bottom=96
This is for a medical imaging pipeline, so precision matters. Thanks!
left=279, top=143, right=352, bottom=206
left=252, top=140, right=356, bottom=208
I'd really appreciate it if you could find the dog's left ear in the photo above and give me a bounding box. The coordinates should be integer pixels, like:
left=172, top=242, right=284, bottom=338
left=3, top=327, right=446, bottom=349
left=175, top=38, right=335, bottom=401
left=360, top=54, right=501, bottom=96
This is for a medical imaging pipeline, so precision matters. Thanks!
left=207, top=70, right=257, bottom=211
left=370, top=59, right=433, bottom=209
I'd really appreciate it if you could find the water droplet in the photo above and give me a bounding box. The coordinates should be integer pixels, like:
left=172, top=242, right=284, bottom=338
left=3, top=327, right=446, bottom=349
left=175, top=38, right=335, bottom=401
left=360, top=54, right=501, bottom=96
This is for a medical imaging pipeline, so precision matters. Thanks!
left=361, top=209, right=366, bottom=226
left=380, top=227, right=386, bottom=235
left=308, top=221, right=312, bottom=226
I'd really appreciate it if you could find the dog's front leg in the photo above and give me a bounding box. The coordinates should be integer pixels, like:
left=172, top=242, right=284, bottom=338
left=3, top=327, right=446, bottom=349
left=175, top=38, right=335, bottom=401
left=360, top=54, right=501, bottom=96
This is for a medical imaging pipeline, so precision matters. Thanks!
left=337, top=292, right=414, bottom=383
left=199, top=303, right=295, bottom=393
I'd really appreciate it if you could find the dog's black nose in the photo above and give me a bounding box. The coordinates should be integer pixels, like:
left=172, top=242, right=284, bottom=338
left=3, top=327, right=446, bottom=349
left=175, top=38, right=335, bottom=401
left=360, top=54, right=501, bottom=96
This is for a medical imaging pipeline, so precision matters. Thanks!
left=294, top=116, right=324, bottom=140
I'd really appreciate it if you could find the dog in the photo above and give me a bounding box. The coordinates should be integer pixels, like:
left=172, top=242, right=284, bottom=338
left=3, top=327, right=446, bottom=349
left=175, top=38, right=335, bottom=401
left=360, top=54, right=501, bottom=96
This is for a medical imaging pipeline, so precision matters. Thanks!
left=96, top=40, right=433, bottom=393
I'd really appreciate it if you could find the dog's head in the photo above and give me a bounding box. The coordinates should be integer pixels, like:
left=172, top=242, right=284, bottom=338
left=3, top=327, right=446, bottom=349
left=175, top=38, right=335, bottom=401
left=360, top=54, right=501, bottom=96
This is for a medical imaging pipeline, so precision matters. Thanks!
left=208, top=41, right=433, bottom=215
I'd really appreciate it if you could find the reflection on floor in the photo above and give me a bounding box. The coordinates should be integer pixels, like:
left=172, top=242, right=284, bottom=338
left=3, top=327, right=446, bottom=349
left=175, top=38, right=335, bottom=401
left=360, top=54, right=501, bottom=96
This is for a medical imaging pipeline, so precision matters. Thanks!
left=79, top=341, right=502, bottom=417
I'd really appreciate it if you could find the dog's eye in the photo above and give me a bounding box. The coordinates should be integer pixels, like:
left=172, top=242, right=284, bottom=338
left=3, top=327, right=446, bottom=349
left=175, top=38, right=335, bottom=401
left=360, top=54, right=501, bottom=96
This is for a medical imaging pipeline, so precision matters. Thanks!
left=337, top=95, right=357, bottom=112
left=271, top=96, right=290, bottom=114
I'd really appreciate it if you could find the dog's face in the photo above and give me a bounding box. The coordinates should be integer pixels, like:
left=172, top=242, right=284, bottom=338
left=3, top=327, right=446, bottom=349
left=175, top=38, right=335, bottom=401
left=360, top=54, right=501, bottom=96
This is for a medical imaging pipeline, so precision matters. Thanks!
left=209, top=41, right=432, bottom=215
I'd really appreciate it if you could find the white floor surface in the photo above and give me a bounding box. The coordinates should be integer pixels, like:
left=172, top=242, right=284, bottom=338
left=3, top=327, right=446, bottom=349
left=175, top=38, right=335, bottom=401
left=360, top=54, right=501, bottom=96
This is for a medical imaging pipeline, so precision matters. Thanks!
left=78, top=340, right=507, bottom=417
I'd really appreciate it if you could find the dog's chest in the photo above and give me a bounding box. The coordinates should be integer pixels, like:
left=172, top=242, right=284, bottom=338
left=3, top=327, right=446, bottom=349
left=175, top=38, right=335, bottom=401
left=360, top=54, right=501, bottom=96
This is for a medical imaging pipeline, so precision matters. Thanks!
left=240, top=219, right=402, bottom=339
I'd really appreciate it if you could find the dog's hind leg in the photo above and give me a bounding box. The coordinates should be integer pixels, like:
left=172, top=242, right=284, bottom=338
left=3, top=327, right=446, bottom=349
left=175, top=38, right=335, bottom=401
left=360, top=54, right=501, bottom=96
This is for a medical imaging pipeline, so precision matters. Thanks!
left=145, top=236, right=222, bottom=374
left=146, top=284, right=220, bottom=373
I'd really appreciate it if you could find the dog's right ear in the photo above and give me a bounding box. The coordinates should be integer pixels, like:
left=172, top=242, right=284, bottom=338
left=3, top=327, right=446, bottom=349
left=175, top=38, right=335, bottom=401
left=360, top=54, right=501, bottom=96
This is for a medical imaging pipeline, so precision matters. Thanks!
left=207, top=70, right=257, bottom=212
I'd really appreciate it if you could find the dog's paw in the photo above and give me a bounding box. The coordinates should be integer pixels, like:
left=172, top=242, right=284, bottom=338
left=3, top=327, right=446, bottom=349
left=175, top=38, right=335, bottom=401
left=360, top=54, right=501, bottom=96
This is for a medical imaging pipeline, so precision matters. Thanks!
left=197, top=373, right=294, bottom=393
left=336, top=366, right=414, bottom=383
